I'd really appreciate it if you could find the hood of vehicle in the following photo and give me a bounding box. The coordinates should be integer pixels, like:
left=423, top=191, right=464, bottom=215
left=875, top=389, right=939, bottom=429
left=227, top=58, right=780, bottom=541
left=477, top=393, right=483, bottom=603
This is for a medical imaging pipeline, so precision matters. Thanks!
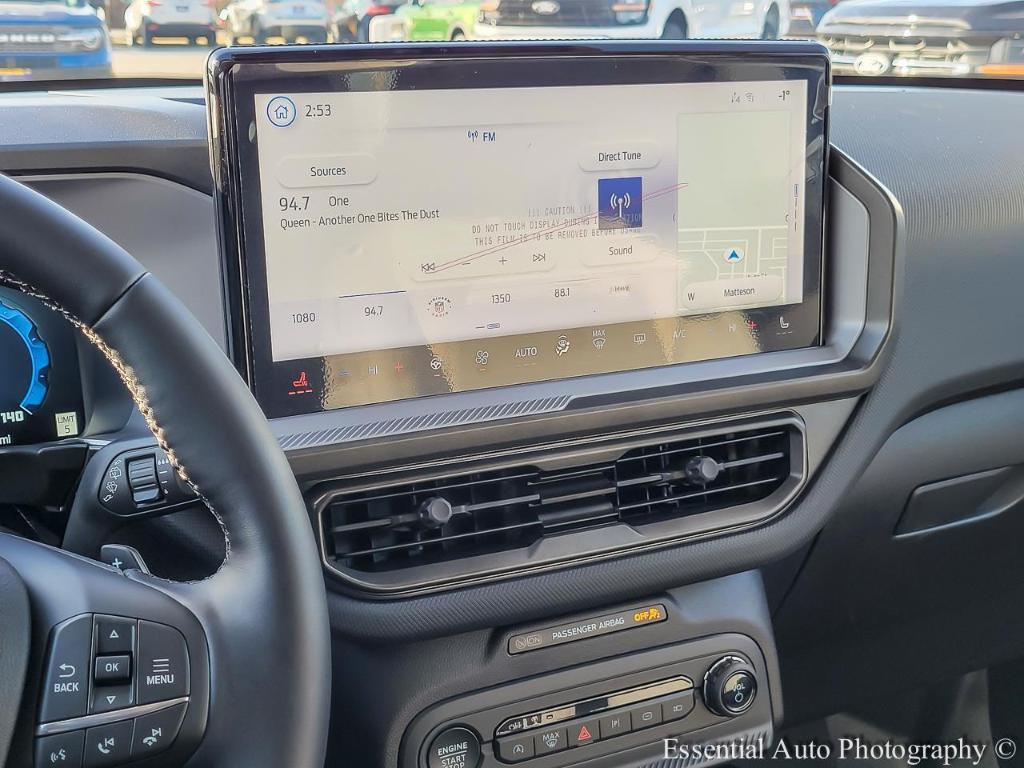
left=819, top=0, right=1024, bottom=33
left=0, top=2, right=102, bottom=24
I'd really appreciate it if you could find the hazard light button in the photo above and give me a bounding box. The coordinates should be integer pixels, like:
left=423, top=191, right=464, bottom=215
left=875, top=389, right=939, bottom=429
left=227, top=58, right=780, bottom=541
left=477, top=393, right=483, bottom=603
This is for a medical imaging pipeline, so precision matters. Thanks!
left=568, top=719, right=600, bottom=748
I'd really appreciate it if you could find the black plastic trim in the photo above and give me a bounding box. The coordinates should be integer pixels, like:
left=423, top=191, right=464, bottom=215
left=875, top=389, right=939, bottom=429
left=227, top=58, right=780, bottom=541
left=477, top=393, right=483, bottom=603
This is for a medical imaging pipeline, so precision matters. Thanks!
left=312, top=413, right=806, bottom=594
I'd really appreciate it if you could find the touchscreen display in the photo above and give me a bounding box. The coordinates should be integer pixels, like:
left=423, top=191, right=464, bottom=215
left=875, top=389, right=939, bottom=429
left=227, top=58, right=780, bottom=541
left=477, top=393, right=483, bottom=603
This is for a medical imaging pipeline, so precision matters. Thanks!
left=217, top=48, right=827, bottom=416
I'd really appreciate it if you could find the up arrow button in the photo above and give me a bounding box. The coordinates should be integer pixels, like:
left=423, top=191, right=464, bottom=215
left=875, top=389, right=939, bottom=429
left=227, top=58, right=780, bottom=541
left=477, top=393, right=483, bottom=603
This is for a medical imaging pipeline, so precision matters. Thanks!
left=95, top=615, right=135, bottom=655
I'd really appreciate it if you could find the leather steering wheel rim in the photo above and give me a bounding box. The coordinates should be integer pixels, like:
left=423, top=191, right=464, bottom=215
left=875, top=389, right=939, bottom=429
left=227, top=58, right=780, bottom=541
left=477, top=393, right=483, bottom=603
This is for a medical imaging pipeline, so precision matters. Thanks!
left=0, top=173, right=331, bottom=767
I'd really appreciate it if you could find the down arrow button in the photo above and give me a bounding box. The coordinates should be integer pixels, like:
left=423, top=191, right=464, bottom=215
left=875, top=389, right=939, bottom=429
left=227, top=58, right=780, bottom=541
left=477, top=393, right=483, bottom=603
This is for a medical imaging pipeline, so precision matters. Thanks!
left=137, top=621, right=190, bottom=705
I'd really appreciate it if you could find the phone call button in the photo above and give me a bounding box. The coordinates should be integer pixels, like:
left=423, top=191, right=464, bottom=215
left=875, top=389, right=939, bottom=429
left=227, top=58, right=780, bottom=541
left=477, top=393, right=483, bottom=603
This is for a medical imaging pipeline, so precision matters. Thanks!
left=83, top=720, right=132, bottom=767
left=132, top=703, right=186, bottom=759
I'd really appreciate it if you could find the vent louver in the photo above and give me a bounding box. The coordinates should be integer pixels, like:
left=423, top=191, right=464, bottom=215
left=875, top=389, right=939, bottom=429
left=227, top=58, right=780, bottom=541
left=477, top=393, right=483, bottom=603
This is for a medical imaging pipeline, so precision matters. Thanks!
left=321, top=425, right=795, bottom=577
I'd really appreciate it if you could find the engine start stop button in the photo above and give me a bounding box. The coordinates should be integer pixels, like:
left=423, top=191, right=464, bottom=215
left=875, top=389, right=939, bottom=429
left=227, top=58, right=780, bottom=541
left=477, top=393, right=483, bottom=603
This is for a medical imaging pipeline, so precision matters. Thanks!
left=427, top=726, right=481, bottom=768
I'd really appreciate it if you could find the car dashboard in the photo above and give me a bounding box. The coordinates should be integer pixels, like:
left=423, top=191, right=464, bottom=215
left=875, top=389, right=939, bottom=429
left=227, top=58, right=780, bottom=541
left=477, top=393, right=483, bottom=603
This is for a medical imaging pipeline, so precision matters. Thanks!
left=2, top=70, right=1024, bottom=768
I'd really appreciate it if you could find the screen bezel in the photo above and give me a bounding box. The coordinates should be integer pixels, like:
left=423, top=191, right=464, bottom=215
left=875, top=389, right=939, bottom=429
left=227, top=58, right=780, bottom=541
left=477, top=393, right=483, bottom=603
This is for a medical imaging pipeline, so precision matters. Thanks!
left=208, top=41, right=830, bottom=421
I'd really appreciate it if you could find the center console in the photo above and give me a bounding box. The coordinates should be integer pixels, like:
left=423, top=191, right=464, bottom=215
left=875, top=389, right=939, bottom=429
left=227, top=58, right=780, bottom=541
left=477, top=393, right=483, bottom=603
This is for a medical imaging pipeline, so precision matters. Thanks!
left=201, top=40, right=896, bottom=768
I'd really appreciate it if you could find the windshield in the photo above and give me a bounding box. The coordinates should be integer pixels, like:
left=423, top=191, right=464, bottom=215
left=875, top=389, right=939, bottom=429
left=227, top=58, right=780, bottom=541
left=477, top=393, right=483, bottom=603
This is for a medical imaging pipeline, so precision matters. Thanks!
left=1, top=0, right=1022, bottom=83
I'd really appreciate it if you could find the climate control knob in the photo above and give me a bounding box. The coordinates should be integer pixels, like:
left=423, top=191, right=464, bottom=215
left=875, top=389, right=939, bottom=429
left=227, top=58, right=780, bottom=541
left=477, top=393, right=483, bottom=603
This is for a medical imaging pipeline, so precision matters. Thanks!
left=703, top=656, right=757, bottom=717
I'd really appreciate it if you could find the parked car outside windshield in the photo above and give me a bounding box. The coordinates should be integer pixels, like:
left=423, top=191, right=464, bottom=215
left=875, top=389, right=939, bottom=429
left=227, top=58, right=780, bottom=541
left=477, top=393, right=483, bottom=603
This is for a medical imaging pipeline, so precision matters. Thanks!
left=0, top=0, right=110, bottom=81
left=1, top=0, right=1023, bottom=80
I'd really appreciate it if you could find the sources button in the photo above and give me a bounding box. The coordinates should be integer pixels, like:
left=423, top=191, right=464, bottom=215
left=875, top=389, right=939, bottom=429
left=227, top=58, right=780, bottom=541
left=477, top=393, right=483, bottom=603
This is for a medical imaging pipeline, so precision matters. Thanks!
left=277, top=154, right=377, bottom=188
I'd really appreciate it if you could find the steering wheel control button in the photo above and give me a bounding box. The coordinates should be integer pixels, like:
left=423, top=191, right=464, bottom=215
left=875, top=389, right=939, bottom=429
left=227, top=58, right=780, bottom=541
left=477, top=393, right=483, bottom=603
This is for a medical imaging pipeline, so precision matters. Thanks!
left=703, top=656, right=758, bottom=717
left=94, top=616, right=135, bottom=655
left=99, top=545, right=150, bottom=575
left=137, top=621, right=190, bottom=704
left=35, top=730, right=85, bottom=768
left=98, top=449, right=196, bottom=516
left=426, top=726, right=481, bottom=768
left=93, top=655, right=131, bottom=684
left=496, top=734, right=534, bottom=763
left=131, top=702, right=186, bottom=759
left=83, top=720, right=132, bottom=768
left=534, top=727, right=567, bottom=756
left=661, top=691, right=696, bottom=722
left=91, top=684, right=134, bottom=713
left=628, top=703, right=662, bottom=730
left=40, top=614, right=92, bottom=723
left=127, top=455, right=162, bottom=505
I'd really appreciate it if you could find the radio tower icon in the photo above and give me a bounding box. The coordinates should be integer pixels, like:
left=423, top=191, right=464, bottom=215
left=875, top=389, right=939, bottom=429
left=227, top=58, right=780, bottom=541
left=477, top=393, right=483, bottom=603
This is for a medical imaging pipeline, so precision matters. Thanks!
left=598, top=177, right=643, bottom=230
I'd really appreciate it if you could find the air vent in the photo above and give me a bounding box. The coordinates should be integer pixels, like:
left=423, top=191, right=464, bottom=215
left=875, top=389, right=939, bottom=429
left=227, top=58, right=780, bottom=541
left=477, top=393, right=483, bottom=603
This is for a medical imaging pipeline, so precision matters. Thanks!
left=319, top=425, right=797, bottom=580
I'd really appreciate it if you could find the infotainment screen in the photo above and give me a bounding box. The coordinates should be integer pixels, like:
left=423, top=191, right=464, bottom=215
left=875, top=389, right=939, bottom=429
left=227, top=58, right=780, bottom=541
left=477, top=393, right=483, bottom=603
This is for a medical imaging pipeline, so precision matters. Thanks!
left=208, top=43, right=829, bottom=418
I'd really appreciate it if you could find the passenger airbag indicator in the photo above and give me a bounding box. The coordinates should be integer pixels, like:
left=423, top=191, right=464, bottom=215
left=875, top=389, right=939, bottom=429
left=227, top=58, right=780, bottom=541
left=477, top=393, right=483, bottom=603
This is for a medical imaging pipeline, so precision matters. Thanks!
left=507, top=603, right=667, bottom=655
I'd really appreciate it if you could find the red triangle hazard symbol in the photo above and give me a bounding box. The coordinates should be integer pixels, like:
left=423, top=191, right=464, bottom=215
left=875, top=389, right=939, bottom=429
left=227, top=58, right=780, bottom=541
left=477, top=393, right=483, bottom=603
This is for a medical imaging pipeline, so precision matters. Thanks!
left=577, top=725, right=592, bottom=741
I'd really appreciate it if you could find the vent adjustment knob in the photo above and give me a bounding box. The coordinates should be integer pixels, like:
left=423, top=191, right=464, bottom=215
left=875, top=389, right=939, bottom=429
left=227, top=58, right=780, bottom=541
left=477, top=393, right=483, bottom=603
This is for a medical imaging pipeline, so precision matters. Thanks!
left=685, top=456, right=721, bottom=485
left=703, top=656, right=757, bottom=717
left=419, top=496, right=454, bottom=528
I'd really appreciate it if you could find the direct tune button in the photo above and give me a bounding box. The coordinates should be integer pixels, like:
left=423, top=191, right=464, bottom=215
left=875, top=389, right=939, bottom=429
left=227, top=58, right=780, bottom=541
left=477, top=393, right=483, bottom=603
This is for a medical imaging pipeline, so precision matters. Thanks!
left=137, top=620, right=189, bottom=705
left=426, top=726, right=481, bottom=768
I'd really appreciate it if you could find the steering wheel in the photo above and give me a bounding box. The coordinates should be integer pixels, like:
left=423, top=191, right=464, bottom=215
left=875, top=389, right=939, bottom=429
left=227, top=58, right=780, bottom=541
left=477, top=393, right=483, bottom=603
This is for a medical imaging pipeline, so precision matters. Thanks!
left=0, top=174, right=331, bottom=766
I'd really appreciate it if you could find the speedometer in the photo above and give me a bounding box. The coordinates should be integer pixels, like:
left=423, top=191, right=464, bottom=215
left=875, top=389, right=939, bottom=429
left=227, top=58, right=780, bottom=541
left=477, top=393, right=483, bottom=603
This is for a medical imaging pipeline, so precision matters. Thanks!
left=0, top=291, right=85, bottom=446
left=0, top=299, right=52, bottom=428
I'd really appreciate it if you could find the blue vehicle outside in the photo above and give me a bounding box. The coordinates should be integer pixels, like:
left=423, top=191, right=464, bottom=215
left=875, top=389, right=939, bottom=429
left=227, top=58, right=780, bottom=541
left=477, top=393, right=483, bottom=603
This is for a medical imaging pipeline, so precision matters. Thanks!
left=0, top=0, right=112, bottom=82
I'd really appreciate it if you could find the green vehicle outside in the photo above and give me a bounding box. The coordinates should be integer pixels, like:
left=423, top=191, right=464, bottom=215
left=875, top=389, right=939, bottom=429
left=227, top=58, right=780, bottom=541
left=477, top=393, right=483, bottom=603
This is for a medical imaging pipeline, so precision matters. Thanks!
left=371, top=0, right=478, bottom=41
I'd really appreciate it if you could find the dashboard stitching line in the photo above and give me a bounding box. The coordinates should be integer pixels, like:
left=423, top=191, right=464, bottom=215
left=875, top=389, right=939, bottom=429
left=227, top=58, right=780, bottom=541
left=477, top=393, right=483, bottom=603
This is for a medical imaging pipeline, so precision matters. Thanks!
left=0, top=269, right=232, bottom=575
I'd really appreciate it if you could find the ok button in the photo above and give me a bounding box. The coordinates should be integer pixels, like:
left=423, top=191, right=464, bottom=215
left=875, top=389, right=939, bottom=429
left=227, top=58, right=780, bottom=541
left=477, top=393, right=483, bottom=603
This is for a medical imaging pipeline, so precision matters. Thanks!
left=94, top=655, right=131, bottom=683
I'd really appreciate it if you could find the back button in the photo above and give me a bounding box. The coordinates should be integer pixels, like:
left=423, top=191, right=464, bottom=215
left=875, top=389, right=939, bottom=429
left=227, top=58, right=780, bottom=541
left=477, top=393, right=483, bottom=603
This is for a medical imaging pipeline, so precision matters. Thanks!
left=40, top=615, right=91, bottom=723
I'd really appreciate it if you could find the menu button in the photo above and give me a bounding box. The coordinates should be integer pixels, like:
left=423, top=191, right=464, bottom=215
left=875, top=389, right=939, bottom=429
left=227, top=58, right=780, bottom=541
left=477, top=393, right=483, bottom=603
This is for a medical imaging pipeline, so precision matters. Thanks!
left=137, top=621, right=189, bottom=705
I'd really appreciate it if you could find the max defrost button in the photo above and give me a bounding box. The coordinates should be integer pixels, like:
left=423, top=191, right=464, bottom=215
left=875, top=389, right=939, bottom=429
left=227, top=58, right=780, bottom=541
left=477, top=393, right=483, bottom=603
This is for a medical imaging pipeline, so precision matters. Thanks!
left=427, top=727, right=481, bottom=768
left=137, top=621, right=189, bottom=705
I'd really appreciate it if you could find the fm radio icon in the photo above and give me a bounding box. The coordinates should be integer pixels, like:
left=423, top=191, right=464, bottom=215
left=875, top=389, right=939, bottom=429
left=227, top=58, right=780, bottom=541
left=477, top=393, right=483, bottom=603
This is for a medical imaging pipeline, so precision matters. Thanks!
left=598, top=177, right=643, bottom=230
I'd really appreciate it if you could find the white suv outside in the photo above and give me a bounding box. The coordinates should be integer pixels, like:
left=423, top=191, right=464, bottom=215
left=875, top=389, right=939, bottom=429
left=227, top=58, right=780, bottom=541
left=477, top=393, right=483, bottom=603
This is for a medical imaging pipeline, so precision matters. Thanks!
left=124, top=0, right=217, bottom=45
left=223, top=0, right=330, bottom=43
left=473, top=0, right=789, bottom=41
